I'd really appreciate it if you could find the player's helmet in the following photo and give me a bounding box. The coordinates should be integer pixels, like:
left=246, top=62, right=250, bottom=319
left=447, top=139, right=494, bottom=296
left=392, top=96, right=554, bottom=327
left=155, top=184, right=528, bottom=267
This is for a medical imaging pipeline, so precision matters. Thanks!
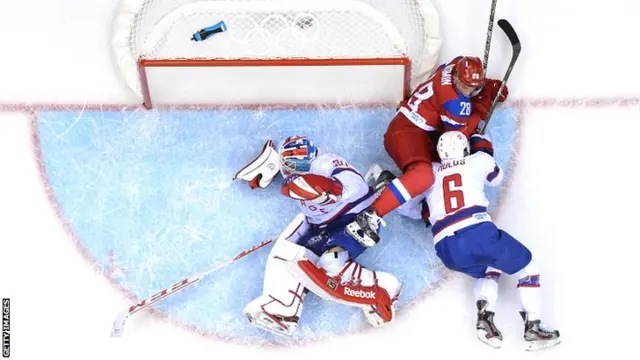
left=437, top=131, right=470, bottom=160
left=454, top=56, right=485, bottom=87
left=279, top=136, right=318, bottom=174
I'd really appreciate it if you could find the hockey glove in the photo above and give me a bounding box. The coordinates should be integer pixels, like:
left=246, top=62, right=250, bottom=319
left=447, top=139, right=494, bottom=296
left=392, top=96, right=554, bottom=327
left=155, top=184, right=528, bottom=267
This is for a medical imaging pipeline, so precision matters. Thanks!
left=233, top=140, right=280, bottom=189
left=484, top=79, right=509, bottom=103
left=471, top=79, right=509, bottom=119
left=470, top=133, right=494, bottom=156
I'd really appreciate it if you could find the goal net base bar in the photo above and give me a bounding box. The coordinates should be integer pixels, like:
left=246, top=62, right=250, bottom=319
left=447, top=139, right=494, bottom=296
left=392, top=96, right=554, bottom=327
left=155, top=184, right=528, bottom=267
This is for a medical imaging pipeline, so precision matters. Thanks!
left=138, top=58, right=411, bottom=109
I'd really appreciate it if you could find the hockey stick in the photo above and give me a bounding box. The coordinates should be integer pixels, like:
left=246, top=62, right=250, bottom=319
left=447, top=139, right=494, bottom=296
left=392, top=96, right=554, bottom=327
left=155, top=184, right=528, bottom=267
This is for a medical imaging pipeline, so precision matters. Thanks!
left=110, top=237, right=274, bottom=337
left=483, top=0, right=499, bottom=73
left=478, top=19, right=521, bottom=135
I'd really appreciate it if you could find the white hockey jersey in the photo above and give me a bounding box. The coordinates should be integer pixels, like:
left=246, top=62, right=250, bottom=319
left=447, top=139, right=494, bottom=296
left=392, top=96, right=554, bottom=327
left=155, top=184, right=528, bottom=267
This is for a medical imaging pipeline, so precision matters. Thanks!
left=397, top=151, right=503, bottom=243
left=294, top=153, right=374, bottom=226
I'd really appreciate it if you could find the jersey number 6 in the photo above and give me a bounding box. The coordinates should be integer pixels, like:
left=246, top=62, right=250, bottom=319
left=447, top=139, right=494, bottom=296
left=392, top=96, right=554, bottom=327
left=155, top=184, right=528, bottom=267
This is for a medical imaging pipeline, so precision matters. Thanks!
left=443, top=173, right=465, bottom=214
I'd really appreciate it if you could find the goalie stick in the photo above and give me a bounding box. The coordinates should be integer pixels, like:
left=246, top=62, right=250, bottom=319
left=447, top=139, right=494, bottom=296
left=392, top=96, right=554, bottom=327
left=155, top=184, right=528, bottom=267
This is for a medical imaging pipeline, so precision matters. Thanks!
left=110, top=237, right=274, bottom=337
left=478, top=19, right=521, bottom=135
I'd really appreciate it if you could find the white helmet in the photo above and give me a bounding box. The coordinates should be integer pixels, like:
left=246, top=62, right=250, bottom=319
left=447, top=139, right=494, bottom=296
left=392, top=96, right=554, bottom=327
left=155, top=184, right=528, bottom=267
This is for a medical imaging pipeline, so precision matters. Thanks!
left=437, top=131, right=470, bottom=160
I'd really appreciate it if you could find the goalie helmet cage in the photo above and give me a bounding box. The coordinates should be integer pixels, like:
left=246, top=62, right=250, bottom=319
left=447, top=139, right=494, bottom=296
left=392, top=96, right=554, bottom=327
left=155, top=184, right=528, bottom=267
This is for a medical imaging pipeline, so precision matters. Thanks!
left=112, top=0, right=442, bottom=109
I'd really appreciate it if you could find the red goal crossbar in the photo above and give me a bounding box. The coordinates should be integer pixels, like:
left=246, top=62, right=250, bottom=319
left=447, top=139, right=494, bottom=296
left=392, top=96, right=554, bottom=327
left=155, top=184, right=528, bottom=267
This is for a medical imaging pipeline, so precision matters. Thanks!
left=137, top=58, right=412, bottom=109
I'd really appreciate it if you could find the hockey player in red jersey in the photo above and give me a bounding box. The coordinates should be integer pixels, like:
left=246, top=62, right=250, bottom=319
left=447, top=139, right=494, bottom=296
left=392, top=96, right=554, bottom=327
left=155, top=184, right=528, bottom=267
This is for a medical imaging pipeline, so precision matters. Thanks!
left=346, top=56, right=508, bottom=246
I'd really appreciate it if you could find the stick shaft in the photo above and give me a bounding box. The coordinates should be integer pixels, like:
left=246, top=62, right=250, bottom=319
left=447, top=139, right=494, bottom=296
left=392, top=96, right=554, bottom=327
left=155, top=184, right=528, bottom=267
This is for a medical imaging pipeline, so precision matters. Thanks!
left=483, top=0, right=499, bottom=73
left=110, top=238, right=273, bottom=337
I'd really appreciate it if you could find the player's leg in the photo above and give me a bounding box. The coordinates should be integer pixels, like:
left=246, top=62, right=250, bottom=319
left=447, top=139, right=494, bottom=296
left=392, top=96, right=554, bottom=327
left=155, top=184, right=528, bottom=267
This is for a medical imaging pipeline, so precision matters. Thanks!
left=375, top=113, right=438, bottom=216
left=474, top=268, right=502, bottom=312
left=286, top=248, right=402, bottom=327
left=512, top=258, right=561, bottom=351
left=244, top=215, right=317, bottom=337
left=285, top=221, right=402, bottom=328
left=474, top=268, right=504, bottom=348
left=346, top=114, right=437, bottom=246
left=482, top=224, right=561, bottom=350
left=434, top=230, right=504, bottom=348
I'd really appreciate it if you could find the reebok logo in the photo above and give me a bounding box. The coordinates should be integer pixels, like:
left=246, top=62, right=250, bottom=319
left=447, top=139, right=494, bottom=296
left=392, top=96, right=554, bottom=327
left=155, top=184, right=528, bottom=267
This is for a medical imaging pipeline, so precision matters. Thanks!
left=344, top=287, right=375, bottom=299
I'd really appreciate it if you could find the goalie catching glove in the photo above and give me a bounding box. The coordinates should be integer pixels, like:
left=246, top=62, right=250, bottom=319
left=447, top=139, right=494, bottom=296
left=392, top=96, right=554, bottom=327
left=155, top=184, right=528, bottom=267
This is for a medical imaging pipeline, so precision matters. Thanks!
left=281, top=173, right=343, bottom=206
left=233, top=140, right=280, bottom=189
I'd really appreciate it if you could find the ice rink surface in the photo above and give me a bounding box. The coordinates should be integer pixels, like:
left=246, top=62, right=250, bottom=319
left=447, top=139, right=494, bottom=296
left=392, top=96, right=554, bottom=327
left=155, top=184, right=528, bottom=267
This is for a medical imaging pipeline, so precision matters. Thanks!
left=33, top=104, right=516, bottom=344
left=1, top=0, right=640, bottom=359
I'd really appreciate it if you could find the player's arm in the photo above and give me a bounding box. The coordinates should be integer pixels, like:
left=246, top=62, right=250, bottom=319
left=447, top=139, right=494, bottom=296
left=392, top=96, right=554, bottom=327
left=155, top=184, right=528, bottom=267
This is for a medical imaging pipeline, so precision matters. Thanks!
left=484, top=159, right=503, bottom=187
left=474, top=151, right=503, bottom=187
left=331, top=167, right=370, bottom=201
left=281, top=173, right=344, bottom=206
left=399, top=97, right=440, bottom=132
left=469, top=132, right=494, bottom=156
left=471, top=79, right=509, bottom=120
left=469, top=133, right=502, bottom=186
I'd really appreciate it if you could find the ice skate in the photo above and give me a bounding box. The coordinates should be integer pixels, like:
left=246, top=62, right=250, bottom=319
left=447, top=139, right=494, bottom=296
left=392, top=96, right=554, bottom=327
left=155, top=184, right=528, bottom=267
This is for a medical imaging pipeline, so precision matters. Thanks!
left=520, top=312, right=561, bottom=351
left=245, top=310, right=299, bottom=337
left=476, top=300, right=503, bottom=348
left=346, top=207, right=386, bottom=247
left=364, top=164, right=397, bottom=195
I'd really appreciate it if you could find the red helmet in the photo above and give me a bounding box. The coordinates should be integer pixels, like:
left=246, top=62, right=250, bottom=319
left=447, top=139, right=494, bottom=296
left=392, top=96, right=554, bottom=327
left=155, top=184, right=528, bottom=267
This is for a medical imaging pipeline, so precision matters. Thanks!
left=455, top=56, right=485, bottom=87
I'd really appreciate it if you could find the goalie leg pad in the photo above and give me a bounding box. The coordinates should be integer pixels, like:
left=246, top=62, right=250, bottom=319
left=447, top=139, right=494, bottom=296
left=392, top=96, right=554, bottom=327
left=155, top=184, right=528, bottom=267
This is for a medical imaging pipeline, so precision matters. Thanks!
left=244, top=285, right=306, bottom=337
left=285, top=249, right=402, bottom=327
left=233, top=140, right=281, bottom=189
left=243, top=235, right=319, bottom=336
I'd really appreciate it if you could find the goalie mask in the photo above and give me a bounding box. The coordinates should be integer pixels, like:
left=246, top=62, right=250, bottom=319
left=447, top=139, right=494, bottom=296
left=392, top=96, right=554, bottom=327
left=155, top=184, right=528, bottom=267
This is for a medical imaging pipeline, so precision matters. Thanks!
left=279, top=136, right=318, bottom=175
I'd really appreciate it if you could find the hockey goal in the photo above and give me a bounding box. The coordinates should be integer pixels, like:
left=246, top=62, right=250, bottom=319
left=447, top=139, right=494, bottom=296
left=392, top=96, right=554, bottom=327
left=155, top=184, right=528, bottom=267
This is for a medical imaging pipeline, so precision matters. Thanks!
left=112, top=0, right=442, bottom=109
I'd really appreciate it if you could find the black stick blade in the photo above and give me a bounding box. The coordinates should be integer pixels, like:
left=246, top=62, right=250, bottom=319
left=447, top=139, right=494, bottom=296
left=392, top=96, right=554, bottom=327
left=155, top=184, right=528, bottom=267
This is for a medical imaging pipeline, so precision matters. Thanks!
left=497, top=19, right=521, bottom=49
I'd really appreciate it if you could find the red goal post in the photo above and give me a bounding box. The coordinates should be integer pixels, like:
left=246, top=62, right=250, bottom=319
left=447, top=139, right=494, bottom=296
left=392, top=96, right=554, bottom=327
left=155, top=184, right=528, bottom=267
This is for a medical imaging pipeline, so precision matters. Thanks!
left=112, top=0, right=442, bottom=109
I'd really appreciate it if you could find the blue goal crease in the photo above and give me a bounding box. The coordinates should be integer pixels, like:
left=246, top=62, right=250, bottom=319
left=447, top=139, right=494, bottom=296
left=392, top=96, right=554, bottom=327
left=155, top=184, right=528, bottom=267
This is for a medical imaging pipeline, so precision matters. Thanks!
left=35, top=105, right=517, bottom=344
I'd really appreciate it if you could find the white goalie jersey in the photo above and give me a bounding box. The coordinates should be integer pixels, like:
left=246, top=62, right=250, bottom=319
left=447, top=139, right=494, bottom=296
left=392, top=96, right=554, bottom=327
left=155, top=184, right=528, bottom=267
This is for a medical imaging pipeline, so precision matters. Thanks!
left=295, top=153, right=374, bottom=226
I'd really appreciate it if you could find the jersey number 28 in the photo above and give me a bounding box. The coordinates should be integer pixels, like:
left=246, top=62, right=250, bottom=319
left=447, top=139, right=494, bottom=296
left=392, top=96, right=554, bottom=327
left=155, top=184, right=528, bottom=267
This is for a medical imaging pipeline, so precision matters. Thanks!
left=443, top=174, right=465, bottom=213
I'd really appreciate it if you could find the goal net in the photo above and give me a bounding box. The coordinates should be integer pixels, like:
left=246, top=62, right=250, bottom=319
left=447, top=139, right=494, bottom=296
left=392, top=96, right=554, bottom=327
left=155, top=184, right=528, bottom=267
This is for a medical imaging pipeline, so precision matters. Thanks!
left=112, top=0, right=442, bottom=109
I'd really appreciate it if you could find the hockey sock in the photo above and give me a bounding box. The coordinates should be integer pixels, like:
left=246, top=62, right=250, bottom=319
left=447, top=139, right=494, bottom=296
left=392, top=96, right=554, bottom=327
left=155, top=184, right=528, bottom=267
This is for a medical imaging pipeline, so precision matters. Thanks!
left=515, top=260, right=542, bottom=320
left=474, top=268, right=501, bottom=312
left=371, top=162, right=434, bottom=216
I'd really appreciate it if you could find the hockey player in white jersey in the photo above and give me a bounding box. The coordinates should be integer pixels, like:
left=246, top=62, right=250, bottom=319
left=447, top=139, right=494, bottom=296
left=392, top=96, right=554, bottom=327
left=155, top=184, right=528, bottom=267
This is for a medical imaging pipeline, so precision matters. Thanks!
left=233, top=136, right=402, bottom=337
left=396, top=131, right=560, bottom=351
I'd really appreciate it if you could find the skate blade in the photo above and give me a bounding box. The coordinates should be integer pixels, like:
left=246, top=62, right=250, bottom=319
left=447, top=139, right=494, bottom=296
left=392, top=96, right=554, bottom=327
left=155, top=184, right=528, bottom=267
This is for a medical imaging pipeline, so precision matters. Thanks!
left=525, top=337, right=561, bottom=351
left=477, top=329, right=503, bottom=348
left=246, top=313, right=296, bottom=338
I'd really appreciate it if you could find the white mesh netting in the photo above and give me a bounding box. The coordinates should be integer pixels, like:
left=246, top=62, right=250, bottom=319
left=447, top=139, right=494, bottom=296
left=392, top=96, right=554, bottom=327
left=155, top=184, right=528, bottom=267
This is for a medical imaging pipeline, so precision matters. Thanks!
left=112, top=0, right=442, bottom=107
